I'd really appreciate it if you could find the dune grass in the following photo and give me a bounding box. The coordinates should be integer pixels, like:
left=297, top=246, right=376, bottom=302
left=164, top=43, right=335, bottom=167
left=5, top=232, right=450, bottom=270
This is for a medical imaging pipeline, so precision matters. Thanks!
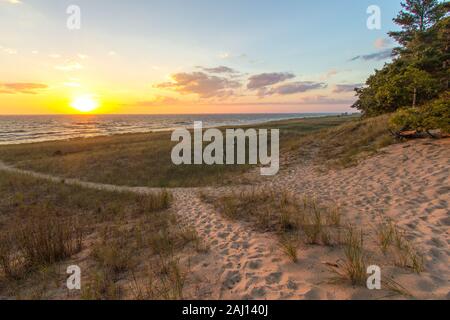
left=297, top=114, right=395, bottom=168
left=201, top=188, right=343, bottom=263
left=0, top=170, right=203, bottom=300
left=0, top=115, right=358, bottom=188
left=376, top=219, right=424, bottom=274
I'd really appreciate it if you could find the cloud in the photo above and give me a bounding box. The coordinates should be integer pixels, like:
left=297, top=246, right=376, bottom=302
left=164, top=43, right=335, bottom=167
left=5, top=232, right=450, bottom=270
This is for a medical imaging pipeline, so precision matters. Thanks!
left=350, top=49, right=393, bottom=62
left=198, top=66, right=238, bottom=74
left=218, top=52, right=231, bottom=59
left=320, top=69, right=338, bottom=80
left=54, top=62, right=83, bottom=71
left=300, top=95, right=356, bottom=105
left=333, top=83, right=364, bottom=93
left=2, top=0, right=22, bottom=4
left=247, top=72, right=295, bottom=90
left=218, top=52, right=247, bottom=60
left=0, top=82, right=48, bottom=94
left=374, top=38, right=392, bottom=49
left=262, top=81, right=327, bottom=96
left=155, top=72, right=241, bottom=99
left=0, top=45, right=17, bottom=55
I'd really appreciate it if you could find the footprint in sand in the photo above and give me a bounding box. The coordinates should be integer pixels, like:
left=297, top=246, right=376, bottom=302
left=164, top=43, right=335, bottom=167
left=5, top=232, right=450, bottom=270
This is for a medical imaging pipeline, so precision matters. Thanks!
left=251, top=287, right=266, bottom=298
left=247, top=260, right=262, bottom=270
left=266, top=272, right=282, bottom=285
left=223, top=271, right=242, bottom=289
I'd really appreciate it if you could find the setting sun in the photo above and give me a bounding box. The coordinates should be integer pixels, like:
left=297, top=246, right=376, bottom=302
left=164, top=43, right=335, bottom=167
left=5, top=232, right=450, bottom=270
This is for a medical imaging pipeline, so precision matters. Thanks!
left=71, top=95, right=99, bottom=113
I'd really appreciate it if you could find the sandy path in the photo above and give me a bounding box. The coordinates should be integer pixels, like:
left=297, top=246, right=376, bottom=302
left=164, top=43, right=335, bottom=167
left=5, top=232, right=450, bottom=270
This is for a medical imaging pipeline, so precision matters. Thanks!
left=173, top=191, right=300, bottom=299
left=0, top=160, right=299, bottom=299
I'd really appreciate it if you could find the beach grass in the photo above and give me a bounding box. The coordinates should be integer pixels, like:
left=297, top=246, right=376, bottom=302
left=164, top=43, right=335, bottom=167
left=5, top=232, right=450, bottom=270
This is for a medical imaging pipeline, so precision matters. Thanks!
left=299, top=114, right=395, bottom=168
left=201, top=188, right=344, bottom=259
left=0, top=115, right=358, bottom=188
left=0, top=170, right=197, bottom=299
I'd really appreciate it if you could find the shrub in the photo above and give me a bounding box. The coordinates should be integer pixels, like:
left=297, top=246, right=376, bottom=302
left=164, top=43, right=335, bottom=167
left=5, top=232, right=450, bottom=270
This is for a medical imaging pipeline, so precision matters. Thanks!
left=390, top=93, right=450, bottom=134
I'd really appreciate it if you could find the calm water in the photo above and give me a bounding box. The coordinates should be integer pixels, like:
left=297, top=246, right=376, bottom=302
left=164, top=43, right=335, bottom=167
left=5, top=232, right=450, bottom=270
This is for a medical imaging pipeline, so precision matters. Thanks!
left=0, top=113, right=336, bottom=145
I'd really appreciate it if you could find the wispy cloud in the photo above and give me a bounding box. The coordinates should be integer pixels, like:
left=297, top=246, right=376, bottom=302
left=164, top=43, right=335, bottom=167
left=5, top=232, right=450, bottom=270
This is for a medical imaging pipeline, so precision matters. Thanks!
left=2, top=0, right=22, bottom=5
left=350, top=48, right=393, bottom=62
left=0, top=82, right=47, bottom=94
left=0, top=45, right=17, bottom=55
left=374, top=38, right=392, bottom=49
left=130, top=96, right=180, bottom=107
left=54, top=62, right=83, bottom=71
left=300, top=95, right=356, bottom=105
left=320, top=69, right=338, bottom=80
left=333, top=83, right=364, bottom=93
left=198, top=66, right=238, bottom=74
left=261, top=81, right=326, bottom=96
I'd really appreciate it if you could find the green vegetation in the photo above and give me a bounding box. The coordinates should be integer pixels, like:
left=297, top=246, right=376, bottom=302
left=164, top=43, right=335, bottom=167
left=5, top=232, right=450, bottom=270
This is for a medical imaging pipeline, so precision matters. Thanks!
left=353, top=0, right=449, bottom=132
left=390, top=92, right=450, bottom=135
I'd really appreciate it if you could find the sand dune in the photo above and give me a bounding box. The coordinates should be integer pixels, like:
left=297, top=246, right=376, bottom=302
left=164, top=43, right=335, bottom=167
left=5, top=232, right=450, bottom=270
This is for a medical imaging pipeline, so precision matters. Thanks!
left=183, top=139, right=449, bottom=299
left=0, top=138, right=448, bottom=299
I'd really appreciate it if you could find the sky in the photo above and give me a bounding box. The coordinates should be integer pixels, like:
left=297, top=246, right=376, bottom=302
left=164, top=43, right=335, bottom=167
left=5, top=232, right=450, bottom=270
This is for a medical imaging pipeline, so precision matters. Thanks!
left=0, top=0, right=404, bottom=114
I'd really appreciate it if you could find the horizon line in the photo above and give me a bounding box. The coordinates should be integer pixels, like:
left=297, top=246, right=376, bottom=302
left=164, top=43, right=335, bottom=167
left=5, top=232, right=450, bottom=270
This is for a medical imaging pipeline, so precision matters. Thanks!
left=0, top=112, right=358, bottom=116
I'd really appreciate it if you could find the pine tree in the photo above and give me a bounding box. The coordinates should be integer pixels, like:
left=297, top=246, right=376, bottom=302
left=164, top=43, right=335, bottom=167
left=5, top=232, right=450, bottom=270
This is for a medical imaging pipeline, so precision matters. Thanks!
left=353, top=1, right=449, bottom=117
left=388, top=0, right=445, bottom=46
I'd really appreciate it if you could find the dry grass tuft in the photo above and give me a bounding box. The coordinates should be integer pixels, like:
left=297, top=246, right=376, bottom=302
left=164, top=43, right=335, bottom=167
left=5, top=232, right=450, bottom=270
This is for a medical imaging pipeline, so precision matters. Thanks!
left=376, top=218, right=424, bottom=274
left=0, top=210, right=83, bottom=279
left=130, top=258, right=187, bottom=300
left=204, top=188, right=343, bottom=263
left=330, top=226, right=367, bottom=286
left=279, top=236, right=299, bottom=263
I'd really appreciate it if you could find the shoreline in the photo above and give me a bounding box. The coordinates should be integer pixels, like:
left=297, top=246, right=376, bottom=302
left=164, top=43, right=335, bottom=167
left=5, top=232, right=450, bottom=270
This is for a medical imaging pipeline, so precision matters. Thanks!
left=0, top=113, right=355, bottom=146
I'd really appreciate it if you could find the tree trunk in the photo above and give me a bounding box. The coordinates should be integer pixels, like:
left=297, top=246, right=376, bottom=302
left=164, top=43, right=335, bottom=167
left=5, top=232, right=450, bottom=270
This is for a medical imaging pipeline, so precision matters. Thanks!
left=412, top=88, right=417, bottom=108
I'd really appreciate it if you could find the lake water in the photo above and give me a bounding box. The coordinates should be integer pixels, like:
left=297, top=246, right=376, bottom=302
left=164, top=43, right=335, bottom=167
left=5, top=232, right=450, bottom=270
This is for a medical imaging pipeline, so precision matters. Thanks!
left=0, top=113, right=336, bottom=145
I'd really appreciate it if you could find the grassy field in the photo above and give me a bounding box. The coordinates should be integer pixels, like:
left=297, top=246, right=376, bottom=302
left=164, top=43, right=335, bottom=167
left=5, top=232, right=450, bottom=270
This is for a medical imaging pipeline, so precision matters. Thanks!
left=0, top=115, right=360, bottom=188
left=0, top=170, right=201, bottom=299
